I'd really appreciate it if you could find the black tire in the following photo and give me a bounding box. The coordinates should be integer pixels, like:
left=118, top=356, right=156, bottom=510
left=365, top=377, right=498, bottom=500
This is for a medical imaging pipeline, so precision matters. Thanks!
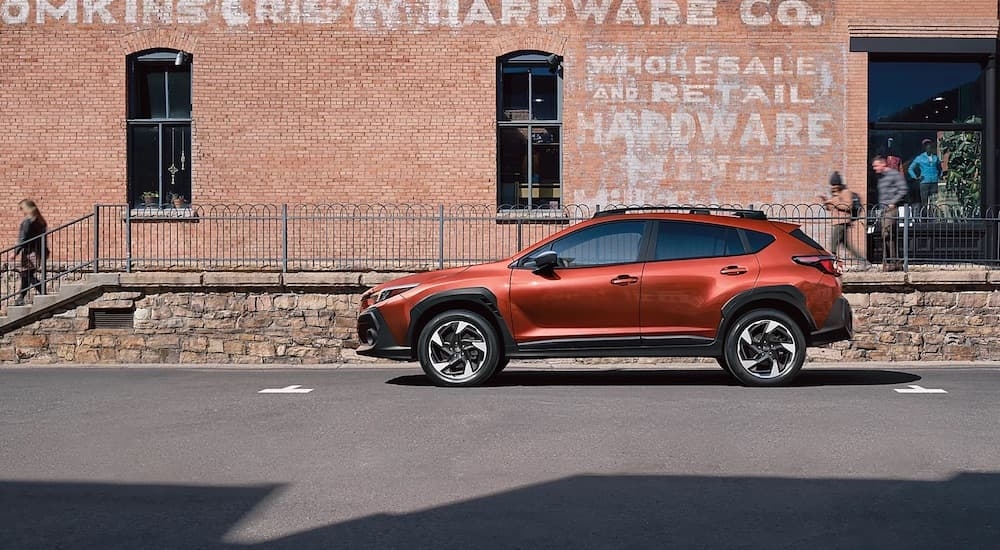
left=492, top=357, right=511, bottom=377
left=723, top=309, right=806, bottom=387
left=715, top=356, right=733, bottom=375
left=417, top=310, right=500, bottom=387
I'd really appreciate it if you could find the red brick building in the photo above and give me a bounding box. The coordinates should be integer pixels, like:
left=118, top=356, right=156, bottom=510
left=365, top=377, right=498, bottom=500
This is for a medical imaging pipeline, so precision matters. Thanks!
left=2, top=0, right=999, bottom=236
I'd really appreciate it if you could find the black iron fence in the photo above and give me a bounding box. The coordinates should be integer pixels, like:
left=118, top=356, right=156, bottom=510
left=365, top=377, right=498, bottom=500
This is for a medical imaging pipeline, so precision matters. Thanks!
left=3, top=203, right=1000, bottom=313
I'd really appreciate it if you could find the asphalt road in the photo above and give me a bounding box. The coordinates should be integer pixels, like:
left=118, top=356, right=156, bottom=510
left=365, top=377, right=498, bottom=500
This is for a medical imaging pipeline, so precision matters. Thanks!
left=1, top=365, right=999, bottom=550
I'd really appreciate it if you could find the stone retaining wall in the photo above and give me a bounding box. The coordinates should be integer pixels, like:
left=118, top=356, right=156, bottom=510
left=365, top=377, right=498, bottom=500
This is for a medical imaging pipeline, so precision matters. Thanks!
left=1, top=271, right=998, bottom=365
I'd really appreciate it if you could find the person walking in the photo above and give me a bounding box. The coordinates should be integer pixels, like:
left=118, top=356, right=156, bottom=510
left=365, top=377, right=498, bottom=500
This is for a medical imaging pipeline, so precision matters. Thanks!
left=872, top=156, right=909, bottom=272
left=8, top=199, right=48, bottom=306
left=820, top=172, right=868, bottom=268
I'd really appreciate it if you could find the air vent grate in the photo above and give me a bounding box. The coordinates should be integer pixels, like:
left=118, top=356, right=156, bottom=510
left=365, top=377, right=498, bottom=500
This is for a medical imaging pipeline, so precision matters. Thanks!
left=89, top=308, right=135, bottom=330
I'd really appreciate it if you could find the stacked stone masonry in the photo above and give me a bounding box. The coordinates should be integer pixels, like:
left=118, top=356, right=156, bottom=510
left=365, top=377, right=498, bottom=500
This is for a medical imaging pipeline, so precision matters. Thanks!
left=1, top=271, right=998, bottom=365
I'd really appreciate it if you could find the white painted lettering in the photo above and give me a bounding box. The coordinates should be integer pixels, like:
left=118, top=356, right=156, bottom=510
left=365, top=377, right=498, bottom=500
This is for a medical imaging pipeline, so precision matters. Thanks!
left=694, top=56, right=713, bottom=74
left=740, top=113, right=768, bottom=145
left=614, top=0, right=642, bottom=25
left=142, top=0, right=171, bottom=23
left=797, top=56, right=816, bottom=75
left=537, top=0, right=564, bottom=24
left=717, top=56, right=739, bottom=74
left=255, top=0, right=281, bottom=22
left=36, top=0, right=76, bottom=22
left=2, top=0, right=30, bottom=23
left=670, top=112, right=696, bottom=145
left=176, top=0, right=206, bottom=23
left=682, top=84, right=710, bottom=103
left=125, top=0, right=137, bottom=21
left=777, top=0, right=821, bottom=26
left=651, top=82, right=678, bottom=102
left=808, top=113, right=832, bottom=145
left=742, top=85, right=770, bottom=104
left=222, top=0, right=249, bottom=24
left=648, top=0, right=678, bottom=24
left=775, top=113, right=802, bottom=145
left=686, top=0, right=715, bottom=25
left=697, top=112, right=738, bottom=144
left=464, top=0, right=495, bottom=25
left=571, top=0, right=612, bottom=24
left=644, top=56, right=666, bottom=74
left=303, top=0, right=344, bottom=23
left=739, top=0, right=769, bottom=25
left=501, top=0, right=530, bottom=24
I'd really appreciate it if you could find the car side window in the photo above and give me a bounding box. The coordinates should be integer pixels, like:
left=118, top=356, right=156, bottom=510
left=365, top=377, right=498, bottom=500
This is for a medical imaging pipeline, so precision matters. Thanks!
left=744, top=229, right=776, bottom=253
left=526, top=221, right=646, bottom=268
left=654, top=221, right=745, bottom=261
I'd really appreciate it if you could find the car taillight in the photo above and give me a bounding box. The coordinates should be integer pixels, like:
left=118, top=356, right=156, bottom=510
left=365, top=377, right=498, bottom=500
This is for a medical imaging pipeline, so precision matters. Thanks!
left=793, top=255, right=842, bottom=277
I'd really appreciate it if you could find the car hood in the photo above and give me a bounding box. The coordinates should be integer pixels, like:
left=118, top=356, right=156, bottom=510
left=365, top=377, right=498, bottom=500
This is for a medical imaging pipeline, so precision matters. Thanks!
left=375, top=266, right=473, bottom=289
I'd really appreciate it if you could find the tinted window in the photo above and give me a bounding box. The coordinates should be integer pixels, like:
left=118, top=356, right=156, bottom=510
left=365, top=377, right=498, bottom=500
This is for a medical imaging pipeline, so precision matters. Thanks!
left=654, top=221, right=744, bottom=261
left=529, top=221, right=645, bottom=267
left=869, top=60, right=984, bottom=124
left=745, top=230, right=776, bottom=253
left=790, top=229, right=826, bottom=252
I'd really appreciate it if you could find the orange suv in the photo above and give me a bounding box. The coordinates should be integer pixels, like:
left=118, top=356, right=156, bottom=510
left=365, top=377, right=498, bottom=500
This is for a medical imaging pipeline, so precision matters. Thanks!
left=357, top=207, right=853, bottom=387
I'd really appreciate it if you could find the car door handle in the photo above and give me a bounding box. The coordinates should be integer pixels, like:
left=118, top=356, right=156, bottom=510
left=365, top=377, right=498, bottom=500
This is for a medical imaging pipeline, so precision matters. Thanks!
left=720, top=266, right=749, bottom=276
left=610, top=275, right=639, bottom=286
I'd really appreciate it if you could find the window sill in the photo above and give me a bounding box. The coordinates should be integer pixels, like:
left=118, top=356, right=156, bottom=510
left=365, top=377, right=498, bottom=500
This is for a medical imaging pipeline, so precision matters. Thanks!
left=495, top=208, right=571, bottom=225
left=128, top=207, right=198, bottom=222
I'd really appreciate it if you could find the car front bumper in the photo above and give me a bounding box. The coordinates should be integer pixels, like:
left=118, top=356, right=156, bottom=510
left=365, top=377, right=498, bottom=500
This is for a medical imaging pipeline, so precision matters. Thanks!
left=810, top=296, right=853, bottom=346
left=356, top=307, right=412, bottom=360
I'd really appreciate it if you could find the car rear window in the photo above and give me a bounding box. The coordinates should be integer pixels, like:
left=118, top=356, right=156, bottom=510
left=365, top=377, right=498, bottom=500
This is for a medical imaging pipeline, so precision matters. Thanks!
left=789, top=228, right=826, bottom=252
left=654, top=221, right=745, bottom=260
left=743, top=230, right=776, bottom=253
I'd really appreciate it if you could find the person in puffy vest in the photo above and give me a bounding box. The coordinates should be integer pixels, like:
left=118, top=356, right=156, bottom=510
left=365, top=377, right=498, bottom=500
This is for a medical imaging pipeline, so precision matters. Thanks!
left=820, top=172, right=867, bottom=268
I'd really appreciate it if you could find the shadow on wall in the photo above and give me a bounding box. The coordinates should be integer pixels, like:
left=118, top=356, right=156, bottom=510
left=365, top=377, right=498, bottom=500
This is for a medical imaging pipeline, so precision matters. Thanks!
left=2, top=473, right=997, bottom=549
left=388, top=368, right=923, bottom=387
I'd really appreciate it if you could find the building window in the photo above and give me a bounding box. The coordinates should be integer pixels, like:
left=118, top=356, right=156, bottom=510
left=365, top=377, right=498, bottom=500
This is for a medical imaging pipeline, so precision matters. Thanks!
left=868, top=57, right=985, bottom=215
left=497, top=51, right=563, bottom=209
left=127, top=49, right=192, bottom=209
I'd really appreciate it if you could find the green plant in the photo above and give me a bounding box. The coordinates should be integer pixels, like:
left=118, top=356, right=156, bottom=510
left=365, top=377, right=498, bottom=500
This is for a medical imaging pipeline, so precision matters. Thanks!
left=938, top=125, right=983, bottom=214
left=141, top=191, right=159, bottom=201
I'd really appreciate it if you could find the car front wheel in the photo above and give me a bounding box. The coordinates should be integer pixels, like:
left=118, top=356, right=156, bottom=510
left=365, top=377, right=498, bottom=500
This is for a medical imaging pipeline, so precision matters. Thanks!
left=723, top=309, right=806, bottom=387
left=417, top=310, right=500, bottom=387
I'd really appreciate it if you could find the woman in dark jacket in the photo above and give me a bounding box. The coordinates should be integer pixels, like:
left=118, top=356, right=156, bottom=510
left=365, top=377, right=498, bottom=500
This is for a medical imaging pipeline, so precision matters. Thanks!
left=10, top=199, right=47, bottom=306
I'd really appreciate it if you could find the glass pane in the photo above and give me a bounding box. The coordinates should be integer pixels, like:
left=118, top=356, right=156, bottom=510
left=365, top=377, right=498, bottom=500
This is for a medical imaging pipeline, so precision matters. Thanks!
left=167, top=70, right=191, bottom=119
left=161, top=124, right=193, bottom=207
left=869, top=61, right=984, bottom=124
left=531, top=67, right=558, bottom=121
left=145, top=71, right=167, bottom=119
left=532, top=127, right=560, bottom=207
left=498, top=127, right=529, bottom=207
left=868, top=129, right=982, bottom=214
left=548, top=221, right=646, bottom=267
left=655, top=222, right=744, bottom=261
left=129, top=125, right=160, bottom=206
left=501, top=67, right=530, bottom=121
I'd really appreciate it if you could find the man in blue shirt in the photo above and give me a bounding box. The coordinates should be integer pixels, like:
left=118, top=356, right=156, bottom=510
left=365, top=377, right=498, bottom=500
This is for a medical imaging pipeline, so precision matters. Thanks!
left=908, top=138, right=942, bottom=209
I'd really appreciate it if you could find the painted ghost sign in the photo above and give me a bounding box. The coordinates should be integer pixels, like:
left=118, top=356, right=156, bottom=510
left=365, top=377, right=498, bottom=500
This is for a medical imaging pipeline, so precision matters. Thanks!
left=575, top=44, right=843, bottom=205
left=0, top=0, right=829, bottom=28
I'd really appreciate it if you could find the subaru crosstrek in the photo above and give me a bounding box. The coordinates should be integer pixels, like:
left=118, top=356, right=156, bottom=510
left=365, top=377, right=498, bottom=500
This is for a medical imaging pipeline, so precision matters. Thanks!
left=357, top=207, right=853, bottom=387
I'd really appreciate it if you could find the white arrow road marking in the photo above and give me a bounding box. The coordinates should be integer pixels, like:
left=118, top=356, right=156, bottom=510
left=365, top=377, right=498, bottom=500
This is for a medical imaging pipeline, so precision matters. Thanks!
left=894, top=385, right=947, bottom=394
left=258, top=385, right=314, bottom=394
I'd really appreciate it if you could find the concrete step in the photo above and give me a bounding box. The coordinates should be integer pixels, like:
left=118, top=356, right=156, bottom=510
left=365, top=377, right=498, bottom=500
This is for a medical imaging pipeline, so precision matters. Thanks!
left=84, top=273, right=120, bottom=285
left=4, top=305, right=32, bottom=318
left=32, top=294, right=65, bottom=308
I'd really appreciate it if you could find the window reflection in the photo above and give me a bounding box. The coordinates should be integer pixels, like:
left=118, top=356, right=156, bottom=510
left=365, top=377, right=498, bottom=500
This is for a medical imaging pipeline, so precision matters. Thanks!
left=869, top=61, right=984, bottom=124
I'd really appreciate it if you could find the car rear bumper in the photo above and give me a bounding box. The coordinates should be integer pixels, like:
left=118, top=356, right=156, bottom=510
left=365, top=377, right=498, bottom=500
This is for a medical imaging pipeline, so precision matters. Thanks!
left=810, top=296, right=853, bottom=346
left=356, top=307, right=412, bottom=360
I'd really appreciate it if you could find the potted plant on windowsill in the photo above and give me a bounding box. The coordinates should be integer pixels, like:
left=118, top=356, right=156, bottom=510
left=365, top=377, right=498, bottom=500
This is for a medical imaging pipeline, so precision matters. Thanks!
left=141, top=192, right=159, bottom=207
left=171, top=193, right=186, bottom=209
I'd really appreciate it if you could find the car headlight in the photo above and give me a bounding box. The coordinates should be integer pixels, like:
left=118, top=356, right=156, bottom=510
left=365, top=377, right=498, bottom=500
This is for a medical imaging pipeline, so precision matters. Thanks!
left=374, top=283, right=419, bottom=304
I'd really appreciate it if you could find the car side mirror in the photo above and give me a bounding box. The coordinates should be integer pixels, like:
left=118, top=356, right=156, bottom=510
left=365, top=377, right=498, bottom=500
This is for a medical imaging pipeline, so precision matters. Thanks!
left=532, top=250, right=558, bottom=274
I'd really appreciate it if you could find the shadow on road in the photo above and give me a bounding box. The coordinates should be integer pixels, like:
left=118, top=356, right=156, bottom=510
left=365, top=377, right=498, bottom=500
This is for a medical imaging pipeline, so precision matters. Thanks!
left=1, top=473, right=996, bottom=549
left=387, top=369, right=922, bottom=388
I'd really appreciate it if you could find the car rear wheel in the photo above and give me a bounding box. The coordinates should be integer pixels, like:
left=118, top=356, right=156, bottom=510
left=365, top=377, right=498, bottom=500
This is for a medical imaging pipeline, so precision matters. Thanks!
left=724, top=309, right=806, bottom=387
left=417, top=310, right=499, bottom=387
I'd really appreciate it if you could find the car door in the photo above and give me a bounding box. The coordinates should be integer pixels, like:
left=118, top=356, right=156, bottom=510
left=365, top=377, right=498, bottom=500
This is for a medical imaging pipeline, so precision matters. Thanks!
left=640, top=220, right=760, bottom=343
left=508, top=220, right=650, bottom=348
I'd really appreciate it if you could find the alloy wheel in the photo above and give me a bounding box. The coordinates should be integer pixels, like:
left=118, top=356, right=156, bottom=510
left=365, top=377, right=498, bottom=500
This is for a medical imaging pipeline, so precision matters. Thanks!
left=426, top=320, right=489, bottom=382
left=736, top=319, right=797, bottom=380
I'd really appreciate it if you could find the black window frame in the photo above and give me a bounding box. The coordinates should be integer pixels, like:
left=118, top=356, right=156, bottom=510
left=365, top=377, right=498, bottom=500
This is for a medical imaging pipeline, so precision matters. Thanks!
left=126, top=49, right=193, bottom=210
left=497, top=51, right=563, bottom=210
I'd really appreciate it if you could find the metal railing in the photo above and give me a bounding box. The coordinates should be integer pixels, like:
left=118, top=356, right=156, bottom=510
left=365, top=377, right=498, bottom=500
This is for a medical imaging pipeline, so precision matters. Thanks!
left=4, top=202, right=1000, bottom=314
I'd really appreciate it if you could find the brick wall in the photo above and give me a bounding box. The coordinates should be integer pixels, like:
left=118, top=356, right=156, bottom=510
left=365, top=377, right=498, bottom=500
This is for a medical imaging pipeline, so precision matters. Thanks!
left=2, top=1, right=998, bottom=242
left=3, top=270, right=1000, bottom=365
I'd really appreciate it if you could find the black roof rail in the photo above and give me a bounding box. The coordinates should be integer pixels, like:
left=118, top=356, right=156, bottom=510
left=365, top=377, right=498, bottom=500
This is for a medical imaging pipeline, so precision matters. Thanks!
left=593, top=206, right=768, bottom=220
